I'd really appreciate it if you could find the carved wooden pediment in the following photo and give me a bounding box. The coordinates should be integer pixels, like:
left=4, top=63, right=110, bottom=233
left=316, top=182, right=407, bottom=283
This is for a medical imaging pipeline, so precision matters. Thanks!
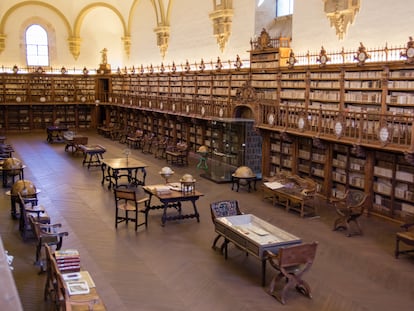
left=235, top=81, right=258, bottom=103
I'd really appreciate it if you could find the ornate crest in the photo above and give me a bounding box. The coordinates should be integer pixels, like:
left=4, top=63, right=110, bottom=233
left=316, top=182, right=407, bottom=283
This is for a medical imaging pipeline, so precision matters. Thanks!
left=235, top=81, right=257, bottom=103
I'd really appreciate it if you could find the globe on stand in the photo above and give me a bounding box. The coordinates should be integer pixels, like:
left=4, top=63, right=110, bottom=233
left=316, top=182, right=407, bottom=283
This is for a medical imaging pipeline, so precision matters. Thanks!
left=159, top=166, right=174, bottom=184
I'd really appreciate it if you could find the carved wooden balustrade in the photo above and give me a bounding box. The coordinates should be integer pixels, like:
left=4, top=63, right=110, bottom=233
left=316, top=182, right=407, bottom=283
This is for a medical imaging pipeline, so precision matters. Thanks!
left=258, top=101, right=414, bottom=152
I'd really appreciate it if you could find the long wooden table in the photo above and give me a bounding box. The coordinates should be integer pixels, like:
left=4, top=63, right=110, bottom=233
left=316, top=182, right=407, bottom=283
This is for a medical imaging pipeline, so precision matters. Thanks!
left=143, top=184, right=203, bottom=226
left=214, top=214, right=301, bottom=286
left=101, top=158, right=147, bottom=189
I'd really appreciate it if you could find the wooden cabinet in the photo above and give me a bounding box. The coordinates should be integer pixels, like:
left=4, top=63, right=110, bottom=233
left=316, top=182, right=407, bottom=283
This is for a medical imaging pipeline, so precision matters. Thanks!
left=204, top=119, right=261, bottom=183
left=309, top=70, right=342, bottom=110
left=251, top=72, right=278, bottom=100
left=268, top=132, right=293, bottom=175
left=280, top=71, right=307, bottom=107
left=2, top=75, right=28, bottom=103
left=372, top=151, right=414, bottom=218
left=197, top=73, right=212, bottom=100
left=386, top=66, right=414, bottom=114
left=343, top=68, right=383, bottom=112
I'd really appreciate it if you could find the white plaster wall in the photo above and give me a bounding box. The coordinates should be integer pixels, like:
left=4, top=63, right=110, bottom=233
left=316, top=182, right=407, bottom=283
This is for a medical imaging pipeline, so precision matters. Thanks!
left=0, top=0, right=255, bottom=69
left=292, top=0, right=413, bottom=54
left=2, top=0, right=412, bottom=69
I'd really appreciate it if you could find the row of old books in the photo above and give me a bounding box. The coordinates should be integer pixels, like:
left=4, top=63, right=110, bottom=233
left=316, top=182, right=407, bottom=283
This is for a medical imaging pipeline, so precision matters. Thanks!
left=54, top=249, right=81, bottom=273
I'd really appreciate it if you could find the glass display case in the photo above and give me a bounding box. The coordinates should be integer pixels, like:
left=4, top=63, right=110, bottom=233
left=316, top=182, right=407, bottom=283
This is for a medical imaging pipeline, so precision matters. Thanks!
left=202, top=118, right=262, bottom=183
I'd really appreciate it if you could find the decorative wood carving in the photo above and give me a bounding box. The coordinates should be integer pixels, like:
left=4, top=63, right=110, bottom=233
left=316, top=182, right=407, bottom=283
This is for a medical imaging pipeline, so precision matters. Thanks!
left=400, top=36, right=414, bottom=64
left=313, top=137, right=326, bottom=150
left=209, top=0, right=233, bottom=53
left=235, top=81, right=258, bottom=104
left=351, top=144, right=366, bottom=158
left=323, top=0, right=360, bottom=40
left=280, top=131, right=293, bottom=143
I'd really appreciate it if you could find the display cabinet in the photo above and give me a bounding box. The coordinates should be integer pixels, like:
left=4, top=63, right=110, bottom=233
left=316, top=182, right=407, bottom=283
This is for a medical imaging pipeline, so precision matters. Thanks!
left=203, top=118, right=261, bottom=183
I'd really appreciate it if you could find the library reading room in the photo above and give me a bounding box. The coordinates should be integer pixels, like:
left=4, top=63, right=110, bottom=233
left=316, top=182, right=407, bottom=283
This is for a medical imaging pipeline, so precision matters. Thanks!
left=1, top=1, right=414, bottom=310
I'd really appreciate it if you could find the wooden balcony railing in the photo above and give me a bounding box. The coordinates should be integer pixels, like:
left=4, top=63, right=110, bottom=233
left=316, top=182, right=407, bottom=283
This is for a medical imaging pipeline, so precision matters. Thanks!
left=258, top=102, right=414, bottom=152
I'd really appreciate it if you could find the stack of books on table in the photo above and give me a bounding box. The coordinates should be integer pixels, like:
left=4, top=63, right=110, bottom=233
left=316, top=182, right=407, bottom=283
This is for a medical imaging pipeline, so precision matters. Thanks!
left=54, top=249, right=81, bottom=273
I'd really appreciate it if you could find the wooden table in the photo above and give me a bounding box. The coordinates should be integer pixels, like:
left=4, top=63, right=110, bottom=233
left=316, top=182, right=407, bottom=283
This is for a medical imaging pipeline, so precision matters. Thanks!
left=214, top=214, right=301, bottom=286
left=101, top=158, right=147, bottom=189
left=46, top=126, right=68, bottom=143
left=143, top=185, right=203, bottom=226
left=262, top=175, right=317, bottom=217
left=63, top=132, right=88, bottom=154
left=79, top=145, right=106, bottom=169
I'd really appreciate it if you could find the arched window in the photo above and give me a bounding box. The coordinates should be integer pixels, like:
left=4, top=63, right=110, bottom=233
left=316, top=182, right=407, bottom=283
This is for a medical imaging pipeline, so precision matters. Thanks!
left=276, top=0, right=294, bottom=17
left=25, top=24, right=49, bottom=66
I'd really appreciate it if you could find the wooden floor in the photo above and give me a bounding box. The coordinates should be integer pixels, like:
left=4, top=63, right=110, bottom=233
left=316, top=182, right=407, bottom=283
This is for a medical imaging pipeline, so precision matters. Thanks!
left=1, top=130, right=414, bottom=311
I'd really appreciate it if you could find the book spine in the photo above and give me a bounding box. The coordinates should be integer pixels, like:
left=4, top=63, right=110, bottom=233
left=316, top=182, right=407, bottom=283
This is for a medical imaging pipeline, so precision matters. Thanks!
left=56, top=259, right=81, bottom=264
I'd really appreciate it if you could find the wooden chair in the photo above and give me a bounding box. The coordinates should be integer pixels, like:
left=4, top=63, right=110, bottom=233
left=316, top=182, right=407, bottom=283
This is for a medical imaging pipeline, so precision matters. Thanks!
left=17, top=192, right=50, bottom=241
left=141, top=132, right=155, bottom=154
left=126, top=129, right=144, bottom=149
left=210, top=200, right=242, bottom=251
left=28, top=214, right=69, bottom=268
left=153, top=136, right=169, bottom=159
left=330, top=190, right=368, bottom=237
left=265, top=241, right=318, bottom=305
left=114, top=188, right=149, bottom=231
left=395, top=222, right=414, bottom=258
left=44, top=243, right=60, bottom=305
left=166, top=142, right=189, bottom=166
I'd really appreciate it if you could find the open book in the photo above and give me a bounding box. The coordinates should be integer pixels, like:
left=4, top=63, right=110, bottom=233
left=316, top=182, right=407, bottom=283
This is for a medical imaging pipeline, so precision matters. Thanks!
left=66, top=280, right=90, bottom=295
left=263, top=181, right=285, bottom=190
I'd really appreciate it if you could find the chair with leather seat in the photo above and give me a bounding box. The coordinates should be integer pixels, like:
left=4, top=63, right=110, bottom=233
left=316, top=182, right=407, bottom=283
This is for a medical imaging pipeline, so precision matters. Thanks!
left=395, top=222, right=414, bottom=258
left=330, top=190, right=368, bottom=236
left=17, top=192, right=50, bottom=241
left=28, top=214, right=69, bottom=269
left=265, top=241, right=318, bottom=305
left=210, top=200, right=242, bottom=251
left=114, top=187, right=149, bottom=231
